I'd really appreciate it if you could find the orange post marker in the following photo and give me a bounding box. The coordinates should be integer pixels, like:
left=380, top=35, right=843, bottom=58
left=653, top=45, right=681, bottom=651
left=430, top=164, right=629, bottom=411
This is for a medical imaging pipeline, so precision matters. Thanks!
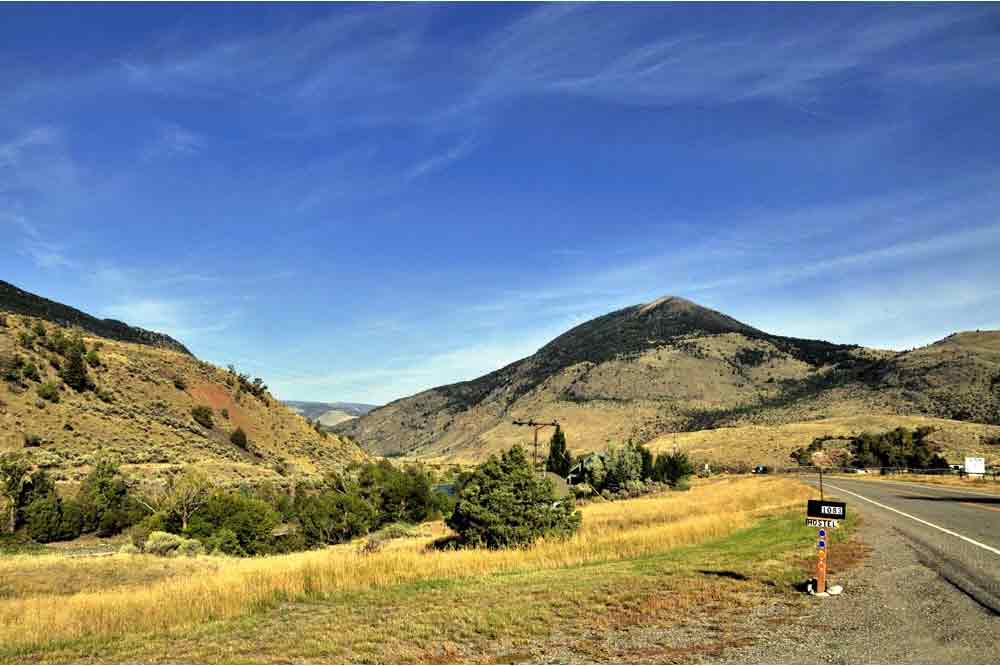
left=817, top=547, right=827, bottom=593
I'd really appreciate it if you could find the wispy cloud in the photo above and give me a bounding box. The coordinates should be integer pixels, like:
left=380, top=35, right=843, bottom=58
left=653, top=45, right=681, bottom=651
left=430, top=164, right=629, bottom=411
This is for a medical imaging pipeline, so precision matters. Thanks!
left=0, top=126, right=60, bottom=168
left=103, top=298, right=237, bottom=340
left=6, top=5, right=996, bottom=218
left=9, top=6, right=1000, bottom=128
left=467, top=5, right=991, bottom=111
left=749, top=276, right=1000, bottom=350
left=89, top=262, right=295, bottom=291
left=142, top=123, right=205, bottom=160
left=2, top=212, right=76, bottom=270
left=404, top=136, right=478, bottom=182
left=0, top=126, right=78, bottom=201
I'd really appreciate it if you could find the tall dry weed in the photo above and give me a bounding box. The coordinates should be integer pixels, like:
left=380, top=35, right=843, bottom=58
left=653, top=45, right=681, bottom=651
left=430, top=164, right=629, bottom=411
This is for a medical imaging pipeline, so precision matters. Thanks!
left=0, top=477, right=809, bottom=650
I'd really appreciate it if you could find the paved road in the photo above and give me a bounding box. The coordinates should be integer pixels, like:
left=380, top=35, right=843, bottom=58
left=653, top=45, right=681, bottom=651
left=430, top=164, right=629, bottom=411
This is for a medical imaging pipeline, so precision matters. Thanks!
left=809, top=475, right=1000, bottom=612
left=722, top=475, right=1000, bottom=663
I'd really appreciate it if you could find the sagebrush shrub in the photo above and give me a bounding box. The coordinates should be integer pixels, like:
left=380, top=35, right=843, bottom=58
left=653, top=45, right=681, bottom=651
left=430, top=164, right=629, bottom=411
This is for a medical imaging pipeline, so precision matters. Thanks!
left=36, top=380, right=60, bottom=403
left=177, top=538, right=204, bottom=557
left=144, top=531, right=185, bottom=556
left=230, top=427, right=248, bottom=449
left=21, top=361, right=40, bottom=382
left=17, top=331, right=34, bottom=350
left=0, top=353, right=21, bottom=382
left=191, top=405, right=214, bottom=429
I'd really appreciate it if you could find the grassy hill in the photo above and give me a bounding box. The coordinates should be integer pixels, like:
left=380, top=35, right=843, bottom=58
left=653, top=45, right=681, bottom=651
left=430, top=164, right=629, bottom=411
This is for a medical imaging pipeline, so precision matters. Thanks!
left=338, top=296, right=1000, bottom=466
left=1, top=303, right=365, bottom=488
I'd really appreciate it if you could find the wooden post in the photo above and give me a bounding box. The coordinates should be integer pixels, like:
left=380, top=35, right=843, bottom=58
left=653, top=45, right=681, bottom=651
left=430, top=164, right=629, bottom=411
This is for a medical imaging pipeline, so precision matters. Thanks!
left=512, top=419, right=559, bottom=479
left=533, top=427, right=539, bottom=473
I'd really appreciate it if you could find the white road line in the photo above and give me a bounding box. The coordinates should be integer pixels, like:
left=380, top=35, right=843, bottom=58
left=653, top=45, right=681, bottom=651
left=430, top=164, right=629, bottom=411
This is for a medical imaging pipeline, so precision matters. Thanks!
left=821, top=482, right=1000, bottom=557
left=833, top=476, right=1000, bottom=499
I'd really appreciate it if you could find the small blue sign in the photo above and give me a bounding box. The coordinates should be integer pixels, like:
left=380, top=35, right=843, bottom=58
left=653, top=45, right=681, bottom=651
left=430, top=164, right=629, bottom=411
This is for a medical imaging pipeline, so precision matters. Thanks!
left=818, top=529, right=826, bottom=538
left=818, top=540, right=826, bottom=549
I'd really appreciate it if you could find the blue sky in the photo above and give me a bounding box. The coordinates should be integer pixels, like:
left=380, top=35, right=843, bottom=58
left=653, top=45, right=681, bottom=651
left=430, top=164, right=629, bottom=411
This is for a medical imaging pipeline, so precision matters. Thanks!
left=3, top=3, right=1000, bottom=404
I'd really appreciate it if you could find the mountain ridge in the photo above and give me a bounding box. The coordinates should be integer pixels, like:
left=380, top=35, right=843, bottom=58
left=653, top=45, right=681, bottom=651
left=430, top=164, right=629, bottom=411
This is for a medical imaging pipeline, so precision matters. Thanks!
left=0, top=279, right=191, bottom=355
left=337, top=295, right=1000, bottom=464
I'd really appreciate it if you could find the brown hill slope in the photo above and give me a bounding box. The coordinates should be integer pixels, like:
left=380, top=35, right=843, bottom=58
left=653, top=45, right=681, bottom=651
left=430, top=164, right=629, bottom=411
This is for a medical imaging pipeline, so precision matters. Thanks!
left=0, top=306, right=364, bottom=487
left=337, top=296, right=1000, bottom=464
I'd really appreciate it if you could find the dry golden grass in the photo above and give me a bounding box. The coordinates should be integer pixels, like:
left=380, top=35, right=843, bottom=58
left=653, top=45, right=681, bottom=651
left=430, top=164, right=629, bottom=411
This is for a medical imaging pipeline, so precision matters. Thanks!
left=0, top=551, right=221, bottom=598
left=0, top=477, right=810, bottom=652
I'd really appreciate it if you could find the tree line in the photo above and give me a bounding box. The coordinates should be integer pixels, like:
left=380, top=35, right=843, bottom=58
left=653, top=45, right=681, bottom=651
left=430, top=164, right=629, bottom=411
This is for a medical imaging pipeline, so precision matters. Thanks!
left=790, top=426, right=950, bottom=470
left=545, top=427, right=694, bottom=496
left=0, top=455, right=455, bottom=554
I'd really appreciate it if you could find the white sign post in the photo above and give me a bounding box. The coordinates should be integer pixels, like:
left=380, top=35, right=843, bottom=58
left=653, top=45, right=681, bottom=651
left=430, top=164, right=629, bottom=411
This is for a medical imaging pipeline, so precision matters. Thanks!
left=965, top=457, right=986, bottom=477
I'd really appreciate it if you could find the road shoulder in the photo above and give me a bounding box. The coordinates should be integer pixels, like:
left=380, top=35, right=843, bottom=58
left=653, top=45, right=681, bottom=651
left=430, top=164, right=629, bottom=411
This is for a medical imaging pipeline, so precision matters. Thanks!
left=720, top=500, right=1000, bottom=664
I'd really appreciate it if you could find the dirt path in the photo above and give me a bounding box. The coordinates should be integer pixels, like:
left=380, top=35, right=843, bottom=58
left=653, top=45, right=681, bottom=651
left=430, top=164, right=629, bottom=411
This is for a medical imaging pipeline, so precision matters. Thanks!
left=720, top=498, right=1000, bottom=664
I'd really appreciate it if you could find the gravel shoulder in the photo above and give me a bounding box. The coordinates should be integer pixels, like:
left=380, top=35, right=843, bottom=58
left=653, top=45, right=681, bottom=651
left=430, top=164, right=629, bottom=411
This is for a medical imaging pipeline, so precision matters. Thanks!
left=720, top=497, right=1000, bottom=664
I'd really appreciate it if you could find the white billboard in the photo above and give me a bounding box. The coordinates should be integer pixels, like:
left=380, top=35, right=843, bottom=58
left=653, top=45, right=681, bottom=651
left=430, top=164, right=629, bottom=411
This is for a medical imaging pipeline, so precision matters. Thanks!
left=964, top=457, right=986, bottom=476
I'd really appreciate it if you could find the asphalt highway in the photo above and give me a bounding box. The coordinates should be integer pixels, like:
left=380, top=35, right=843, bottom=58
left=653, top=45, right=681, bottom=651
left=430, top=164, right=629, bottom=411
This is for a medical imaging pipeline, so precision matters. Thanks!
left=807, top=475, right=1000, bottom=612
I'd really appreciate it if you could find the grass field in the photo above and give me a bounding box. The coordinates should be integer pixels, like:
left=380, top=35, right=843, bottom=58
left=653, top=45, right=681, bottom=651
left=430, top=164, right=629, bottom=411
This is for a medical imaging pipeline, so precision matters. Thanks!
left=0, top=476, right=853, bottom=663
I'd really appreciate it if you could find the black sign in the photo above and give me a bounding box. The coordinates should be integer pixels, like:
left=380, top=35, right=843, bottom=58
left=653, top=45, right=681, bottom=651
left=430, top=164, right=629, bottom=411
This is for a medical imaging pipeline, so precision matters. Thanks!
left=807, top=500, right=846, bottom=520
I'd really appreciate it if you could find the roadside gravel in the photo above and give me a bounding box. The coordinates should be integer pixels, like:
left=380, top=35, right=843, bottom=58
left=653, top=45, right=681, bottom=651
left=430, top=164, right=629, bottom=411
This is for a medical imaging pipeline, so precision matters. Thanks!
left=720, top=505, right=1000, bottom=664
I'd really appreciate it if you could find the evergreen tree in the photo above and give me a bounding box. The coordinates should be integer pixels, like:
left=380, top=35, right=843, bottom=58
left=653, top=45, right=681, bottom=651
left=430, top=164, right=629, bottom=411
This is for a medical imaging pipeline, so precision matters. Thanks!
left=545, top=427, right=573, bottom=477
left=638, top=443, right=655, bottom=480
left=60, top=335, right=90, bottom=392
left=653, top=450, right=694, bottom=485
left=448, top=445, right=581, bottom=549
left=0, top=455, right=31, bottom=533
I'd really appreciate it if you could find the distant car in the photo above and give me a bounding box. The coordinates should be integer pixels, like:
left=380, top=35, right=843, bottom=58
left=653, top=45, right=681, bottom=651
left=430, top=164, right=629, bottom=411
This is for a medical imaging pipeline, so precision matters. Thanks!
left=752, top=465, right=770, bottom=474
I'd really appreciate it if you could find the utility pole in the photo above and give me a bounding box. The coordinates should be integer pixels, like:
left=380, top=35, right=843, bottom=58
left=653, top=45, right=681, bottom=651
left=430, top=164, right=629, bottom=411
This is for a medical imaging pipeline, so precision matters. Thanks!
left=512, top=419, right=560, bottom=476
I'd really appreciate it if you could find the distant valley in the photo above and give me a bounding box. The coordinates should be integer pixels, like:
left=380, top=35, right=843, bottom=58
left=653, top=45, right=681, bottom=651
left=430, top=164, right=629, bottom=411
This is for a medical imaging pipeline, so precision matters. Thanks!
left=283, top=400, right=378, bottom=427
